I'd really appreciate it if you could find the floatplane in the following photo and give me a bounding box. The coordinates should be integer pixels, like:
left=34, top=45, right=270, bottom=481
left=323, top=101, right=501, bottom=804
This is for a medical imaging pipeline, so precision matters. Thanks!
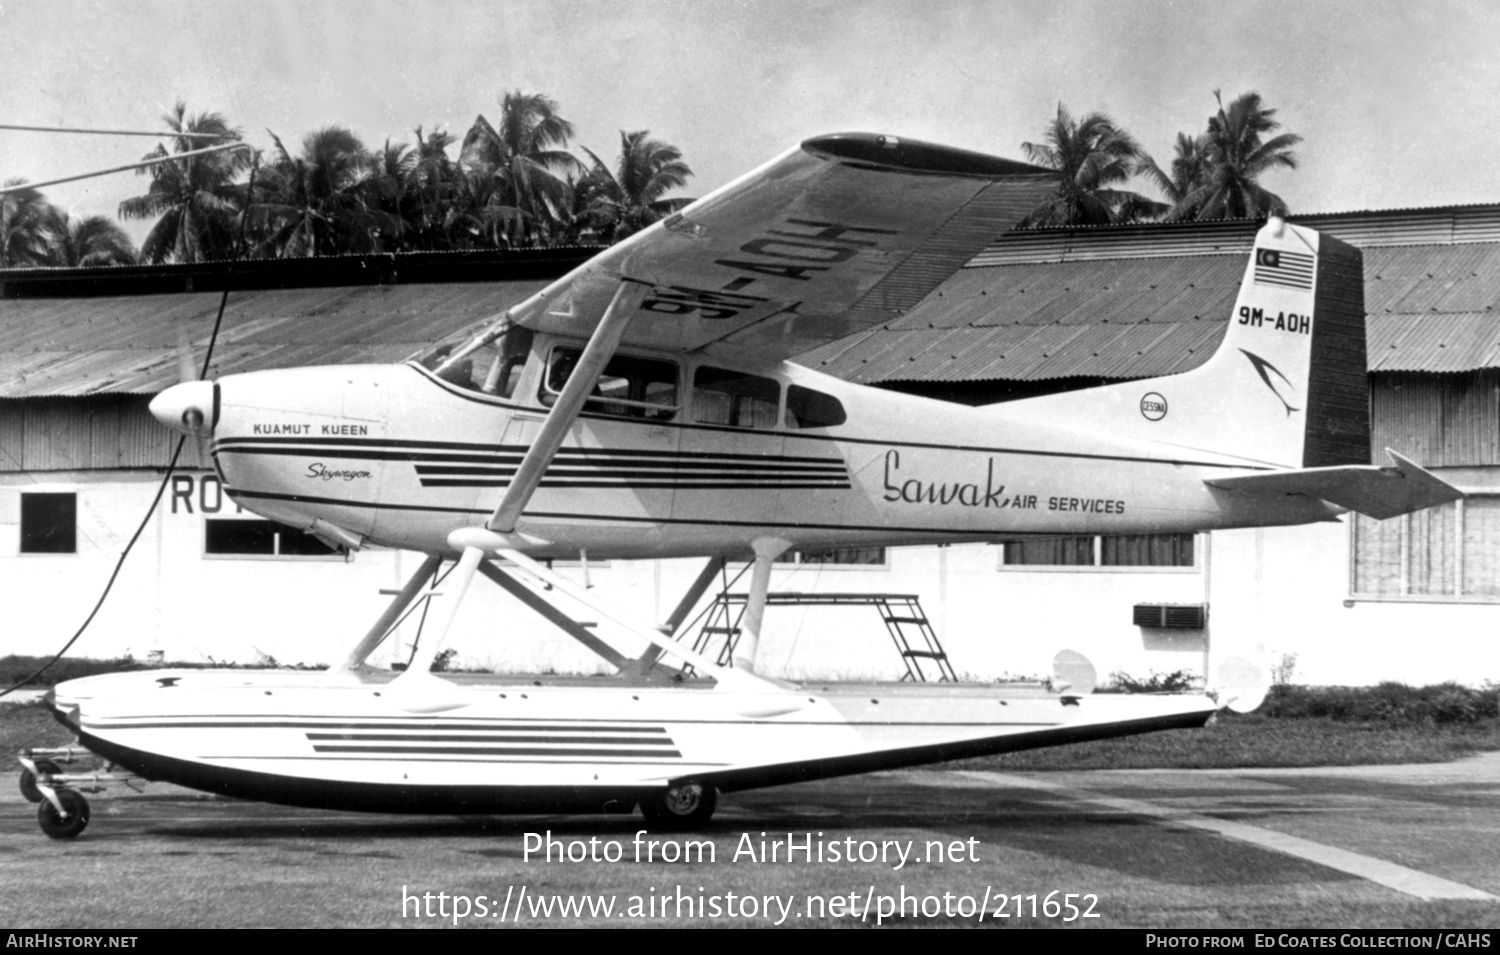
left=21, top=132, right=1461, bottom=838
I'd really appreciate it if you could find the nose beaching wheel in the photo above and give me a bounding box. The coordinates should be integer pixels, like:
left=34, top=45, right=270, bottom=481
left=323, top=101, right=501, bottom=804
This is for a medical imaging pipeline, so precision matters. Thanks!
left=37, top=789, right=90, bottom=840
left=640, top=780, right=717, bottom=830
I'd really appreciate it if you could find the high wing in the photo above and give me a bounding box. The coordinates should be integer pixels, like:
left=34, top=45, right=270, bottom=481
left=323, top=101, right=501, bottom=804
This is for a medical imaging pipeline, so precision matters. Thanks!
left=481, top=133, right=1050, bottom=535
left=508, top=132, right=1056, bottom=365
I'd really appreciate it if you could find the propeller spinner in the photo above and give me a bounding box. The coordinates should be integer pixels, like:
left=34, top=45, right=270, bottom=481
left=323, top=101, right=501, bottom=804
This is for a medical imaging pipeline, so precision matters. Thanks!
left=149, top=380, right=217, bottom=436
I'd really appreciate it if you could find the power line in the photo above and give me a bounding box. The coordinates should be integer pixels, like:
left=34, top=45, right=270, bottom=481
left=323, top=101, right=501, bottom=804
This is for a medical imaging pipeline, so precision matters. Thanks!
left=0, top=123, right=230, bottom=139
left=0, top=143, right=252, bottom=196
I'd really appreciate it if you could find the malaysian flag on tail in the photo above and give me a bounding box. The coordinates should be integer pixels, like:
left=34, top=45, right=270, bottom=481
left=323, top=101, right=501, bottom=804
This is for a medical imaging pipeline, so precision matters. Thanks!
left=1253, top=248, right=1315, bottom=290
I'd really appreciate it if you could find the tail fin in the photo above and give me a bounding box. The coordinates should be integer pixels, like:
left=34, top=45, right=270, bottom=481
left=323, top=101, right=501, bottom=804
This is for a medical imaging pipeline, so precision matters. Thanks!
left=1005, top=219, right=1370, bottom=469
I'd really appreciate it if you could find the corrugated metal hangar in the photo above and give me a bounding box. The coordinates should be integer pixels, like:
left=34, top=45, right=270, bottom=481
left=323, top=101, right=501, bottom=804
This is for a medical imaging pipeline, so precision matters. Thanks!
left=2, top=207, right=1498, bottom=685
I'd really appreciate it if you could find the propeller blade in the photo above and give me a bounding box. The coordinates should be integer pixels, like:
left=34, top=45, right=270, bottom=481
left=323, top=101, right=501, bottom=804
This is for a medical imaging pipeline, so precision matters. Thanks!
left=175, top=322, right=199, bottom=383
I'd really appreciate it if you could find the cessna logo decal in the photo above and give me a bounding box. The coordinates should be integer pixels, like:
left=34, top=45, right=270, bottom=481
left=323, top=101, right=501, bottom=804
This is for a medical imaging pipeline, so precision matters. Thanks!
left=1240, top=349, right=1300, bottom=416
left=1140, top=392, right=1168, bottom=421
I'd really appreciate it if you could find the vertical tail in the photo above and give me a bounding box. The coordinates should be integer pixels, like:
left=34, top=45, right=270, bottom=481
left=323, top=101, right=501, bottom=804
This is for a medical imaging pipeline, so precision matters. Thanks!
left=1003, top=219, right=1370, bottom=468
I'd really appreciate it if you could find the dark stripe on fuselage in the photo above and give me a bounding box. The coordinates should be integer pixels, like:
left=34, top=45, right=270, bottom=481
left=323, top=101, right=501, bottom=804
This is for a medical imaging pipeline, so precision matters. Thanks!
left=418, top=482, right=851, bottom=490
left=82, top=719, right=671, bottom=732
left=224, top=488, right=1031, bottom=536
left=305, top=732, right=673, bottom=744
left=215, top=436, right=847, bottom=466
left=310, top=744, right=682, bottom=758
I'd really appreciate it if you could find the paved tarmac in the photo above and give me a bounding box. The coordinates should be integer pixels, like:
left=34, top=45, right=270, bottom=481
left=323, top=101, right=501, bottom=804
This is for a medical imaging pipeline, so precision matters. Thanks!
left=4, top=754, right=1499, bottom=928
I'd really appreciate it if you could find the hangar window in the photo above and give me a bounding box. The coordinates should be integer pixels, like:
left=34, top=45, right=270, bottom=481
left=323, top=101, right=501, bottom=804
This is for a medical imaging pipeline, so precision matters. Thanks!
left=1001, top=534, right=1196, bottom=569
left=776, top=547, right=887, bottom=566
left=693, top=366, right=780, bottom=429
left=1351, top=497, right=1500, bottom=601
left=785, top=385, right=846, bottom=429
left=20, top=493, right=76, bottom=554
left=205, top=519, right=344, bottom=559
left=543, top=348, right=678, bottom=420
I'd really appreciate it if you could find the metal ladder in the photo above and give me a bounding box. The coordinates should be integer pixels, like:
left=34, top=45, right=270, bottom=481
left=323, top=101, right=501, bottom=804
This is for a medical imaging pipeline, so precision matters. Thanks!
left=688, top=592, right=955, bottom=681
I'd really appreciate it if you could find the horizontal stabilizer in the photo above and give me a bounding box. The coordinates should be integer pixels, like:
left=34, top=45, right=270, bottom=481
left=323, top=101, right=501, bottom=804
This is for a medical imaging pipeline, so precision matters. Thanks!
left=1204, top=449, right=1464, bottom=520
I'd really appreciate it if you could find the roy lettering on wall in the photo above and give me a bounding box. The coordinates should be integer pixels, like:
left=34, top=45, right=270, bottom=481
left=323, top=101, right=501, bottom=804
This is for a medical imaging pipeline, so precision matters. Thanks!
left=170, top=474, right=244, bottom=515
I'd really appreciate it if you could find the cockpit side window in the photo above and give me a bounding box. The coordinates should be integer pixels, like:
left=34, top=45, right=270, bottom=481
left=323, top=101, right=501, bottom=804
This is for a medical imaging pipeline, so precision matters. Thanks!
left=418, top=317, right=534, bottom=399
left=543, top=348, right=679, bottom=420
left=693, top=366, right=780, bottom=429
left=785, top=384, right=847, bottom=429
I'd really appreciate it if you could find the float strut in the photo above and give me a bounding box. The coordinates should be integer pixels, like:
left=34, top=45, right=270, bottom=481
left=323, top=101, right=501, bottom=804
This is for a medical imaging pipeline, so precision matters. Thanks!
left=339, top=554, right=444, bottom=672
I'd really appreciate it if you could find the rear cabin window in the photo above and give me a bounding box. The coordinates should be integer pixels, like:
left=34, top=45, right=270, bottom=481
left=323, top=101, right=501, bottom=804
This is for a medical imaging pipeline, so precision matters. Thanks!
left=693, top=366, right=780, bottom=429
left=785, top=385, right=846, bottom=429
left=419, top=318, right=534, bottom=399
left=544, top=348, right=679, bottom=420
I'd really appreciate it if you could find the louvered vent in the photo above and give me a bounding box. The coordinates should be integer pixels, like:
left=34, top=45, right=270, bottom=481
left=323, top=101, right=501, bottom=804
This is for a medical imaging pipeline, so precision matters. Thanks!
left=1132, top=603, right=1208, bottom=629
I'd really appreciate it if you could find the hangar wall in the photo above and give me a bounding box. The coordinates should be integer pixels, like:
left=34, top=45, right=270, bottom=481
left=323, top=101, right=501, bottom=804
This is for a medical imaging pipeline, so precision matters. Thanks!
left=2, top=461, right=1495, bottom=686
left=0, top=460, right=1208, bottom=678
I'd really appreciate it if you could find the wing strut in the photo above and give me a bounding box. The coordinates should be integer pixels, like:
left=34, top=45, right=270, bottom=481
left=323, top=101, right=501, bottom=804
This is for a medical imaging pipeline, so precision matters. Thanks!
left=486, top=280, right=649, bottom=533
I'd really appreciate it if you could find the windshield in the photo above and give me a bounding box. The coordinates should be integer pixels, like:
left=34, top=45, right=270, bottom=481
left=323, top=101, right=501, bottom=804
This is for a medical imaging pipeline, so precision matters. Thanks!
left=415, top=315, right=535, bottom=398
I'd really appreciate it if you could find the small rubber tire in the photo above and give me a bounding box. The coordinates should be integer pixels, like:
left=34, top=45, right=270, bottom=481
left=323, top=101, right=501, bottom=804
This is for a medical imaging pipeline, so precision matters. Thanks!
left=640, top=780, right=717, bottom=830
left=18, top=759, right=59, bottom=804
left=38, top=789, right=90, bottom=840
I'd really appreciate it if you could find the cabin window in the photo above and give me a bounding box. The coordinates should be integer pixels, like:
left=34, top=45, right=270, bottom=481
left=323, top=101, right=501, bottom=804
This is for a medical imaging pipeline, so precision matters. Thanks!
left=543, top=348, right=678, bottom=420
left=785, top=385, right=846, bottom=429
left=205, top=519, right=344, bottom=559
left=419, top=317, right=534, bottom=398
left=1351, top=496, right=1500, bottom=601
left=693, top=366, right=780, bottom=429
left=776, top=547, right=887, bottom=566
left=1001, top=534, right=1195, bottom=568
left=19, top=492, right=76, bottom=554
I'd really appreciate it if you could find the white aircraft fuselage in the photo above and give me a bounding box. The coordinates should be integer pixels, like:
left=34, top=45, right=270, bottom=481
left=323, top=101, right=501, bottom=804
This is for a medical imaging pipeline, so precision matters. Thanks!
left=201, top=346, right=1336, bottom=562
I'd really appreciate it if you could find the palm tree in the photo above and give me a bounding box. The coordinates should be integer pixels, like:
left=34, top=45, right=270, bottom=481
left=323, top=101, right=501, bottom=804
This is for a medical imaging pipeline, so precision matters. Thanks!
left=118, top=101, right=250, bottom=263
left=1020, top=104, right=1165, bottom=227
left=254, top=126, right=394, bottom=257
left=42, top=211, right=137, bottom=266
left=460, top=91, right=582, bottom=245
left=1136, top=132, right=1211, bottom=221
left=580, top=130, right=694, bottom=242
left=367, top=136, right=417, bottom=251
left=1174, top=91, right=1301, bottom=221
left=405, top=126, right=479, bottom=250
left=1, top=180, right=56, bottom=266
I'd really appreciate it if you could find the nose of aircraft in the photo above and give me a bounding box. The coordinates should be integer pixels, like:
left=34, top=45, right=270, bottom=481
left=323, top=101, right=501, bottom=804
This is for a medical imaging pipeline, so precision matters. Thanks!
left=149, top=380, right=217, bottom=435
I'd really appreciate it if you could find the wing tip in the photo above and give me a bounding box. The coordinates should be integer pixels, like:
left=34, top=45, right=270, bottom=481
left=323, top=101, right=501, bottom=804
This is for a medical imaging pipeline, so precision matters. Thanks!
left=801, top=132, right=1054, bottom=179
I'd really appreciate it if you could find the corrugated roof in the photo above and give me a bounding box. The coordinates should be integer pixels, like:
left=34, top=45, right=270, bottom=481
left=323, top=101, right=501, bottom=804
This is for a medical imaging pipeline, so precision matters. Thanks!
left=0, top=280, right=550, bottom=397
left=968, top=204, right=1500, bottom=267
left=5, top=207, right=1500, bottom=396
left=804, top=209, right=1500, bottom=383
left=799, top=256, right=1244, bottom=381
